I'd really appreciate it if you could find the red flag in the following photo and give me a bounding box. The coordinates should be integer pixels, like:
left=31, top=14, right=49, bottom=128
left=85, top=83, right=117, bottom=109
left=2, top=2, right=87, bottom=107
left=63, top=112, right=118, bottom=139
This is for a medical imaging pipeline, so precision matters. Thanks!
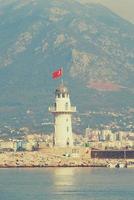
left=52, top=68, right=63, bottom=79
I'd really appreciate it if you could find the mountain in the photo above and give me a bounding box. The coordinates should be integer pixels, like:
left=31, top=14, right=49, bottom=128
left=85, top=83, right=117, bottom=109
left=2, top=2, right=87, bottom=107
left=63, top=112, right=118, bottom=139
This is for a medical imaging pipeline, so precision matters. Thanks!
left=0, top=0, right=134, bottom=133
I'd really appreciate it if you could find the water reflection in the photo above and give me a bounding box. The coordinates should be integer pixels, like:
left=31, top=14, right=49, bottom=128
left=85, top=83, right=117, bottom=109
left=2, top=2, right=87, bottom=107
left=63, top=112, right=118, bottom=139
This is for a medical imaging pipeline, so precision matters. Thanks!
left=53, top=167, right=75, bottom=187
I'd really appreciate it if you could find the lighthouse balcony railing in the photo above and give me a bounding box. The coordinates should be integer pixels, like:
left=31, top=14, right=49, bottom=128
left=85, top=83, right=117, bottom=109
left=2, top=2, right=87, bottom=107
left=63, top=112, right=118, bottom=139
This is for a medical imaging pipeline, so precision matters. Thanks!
left=49, top=106, right=76, bottom=113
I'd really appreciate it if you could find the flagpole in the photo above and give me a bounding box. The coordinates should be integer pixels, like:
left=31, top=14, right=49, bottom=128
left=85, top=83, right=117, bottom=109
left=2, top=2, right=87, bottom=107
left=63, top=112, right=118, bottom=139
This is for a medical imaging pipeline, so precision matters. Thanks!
left=61, top=67, right=64, bottom=85
left=61, top=78, right=64, bottom=85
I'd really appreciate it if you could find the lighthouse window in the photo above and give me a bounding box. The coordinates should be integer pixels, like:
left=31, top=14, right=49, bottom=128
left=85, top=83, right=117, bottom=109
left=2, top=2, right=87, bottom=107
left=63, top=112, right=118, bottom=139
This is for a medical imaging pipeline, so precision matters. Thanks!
left=62, top=93, right=65, bottom=98
left=58, top=94, right=60, bottom=98
left=67, top=126, right=69, bottom=132
left=65, top=103, right=68, bottom=110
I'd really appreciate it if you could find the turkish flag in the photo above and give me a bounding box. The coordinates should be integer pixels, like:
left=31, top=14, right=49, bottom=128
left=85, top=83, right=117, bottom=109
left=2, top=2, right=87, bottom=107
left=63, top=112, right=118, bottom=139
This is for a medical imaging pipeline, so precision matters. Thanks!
left=52, top=68, right=62, bottom=79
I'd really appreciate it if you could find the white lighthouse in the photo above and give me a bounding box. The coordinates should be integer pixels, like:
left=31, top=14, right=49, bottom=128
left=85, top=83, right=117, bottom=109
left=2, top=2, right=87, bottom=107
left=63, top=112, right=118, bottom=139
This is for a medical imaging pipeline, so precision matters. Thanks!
left=49, top=84, right=76, bottom=147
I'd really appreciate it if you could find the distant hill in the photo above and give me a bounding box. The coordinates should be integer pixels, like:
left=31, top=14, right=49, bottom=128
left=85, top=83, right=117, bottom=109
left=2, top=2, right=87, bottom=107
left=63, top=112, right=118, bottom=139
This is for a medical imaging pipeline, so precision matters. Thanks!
left=0, top=0, right=134, bottom=132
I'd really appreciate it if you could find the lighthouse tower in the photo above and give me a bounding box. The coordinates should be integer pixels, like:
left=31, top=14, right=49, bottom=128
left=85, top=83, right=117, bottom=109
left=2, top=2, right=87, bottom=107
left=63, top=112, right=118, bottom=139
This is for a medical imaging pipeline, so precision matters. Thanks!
left=49, top=84, right=76, bottom=147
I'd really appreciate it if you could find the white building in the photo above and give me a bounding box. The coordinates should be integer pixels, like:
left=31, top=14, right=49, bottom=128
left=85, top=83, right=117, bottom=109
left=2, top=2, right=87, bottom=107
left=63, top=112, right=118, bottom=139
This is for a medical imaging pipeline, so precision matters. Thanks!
left=49, top=84, right=76, bottom=147
left=0, top=140, right=17, bottom=151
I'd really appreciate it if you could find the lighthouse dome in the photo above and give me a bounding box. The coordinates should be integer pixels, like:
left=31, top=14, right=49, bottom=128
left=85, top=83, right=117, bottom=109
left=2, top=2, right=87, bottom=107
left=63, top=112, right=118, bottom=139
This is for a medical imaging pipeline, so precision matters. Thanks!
left=55, top=84, right=69, bottom=97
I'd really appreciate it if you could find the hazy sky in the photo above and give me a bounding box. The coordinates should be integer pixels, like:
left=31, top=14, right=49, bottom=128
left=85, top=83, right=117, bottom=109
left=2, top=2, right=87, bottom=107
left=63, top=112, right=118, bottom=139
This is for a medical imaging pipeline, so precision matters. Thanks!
left=78, top=0, right=134, bottom=24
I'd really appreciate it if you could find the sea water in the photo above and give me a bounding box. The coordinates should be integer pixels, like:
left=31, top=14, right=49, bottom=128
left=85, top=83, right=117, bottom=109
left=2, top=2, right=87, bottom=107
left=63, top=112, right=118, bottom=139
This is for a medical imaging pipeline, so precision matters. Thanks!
left=0, top=168, right=134, bottom=200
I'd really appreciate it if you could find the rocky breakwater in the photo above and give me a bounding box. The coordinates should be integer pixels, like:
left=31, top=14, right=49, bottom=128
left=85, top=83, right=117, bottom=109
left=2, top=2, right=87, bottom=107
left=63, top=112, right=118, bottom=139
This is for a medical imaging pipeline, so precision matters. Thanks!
left=0, top=151, right=107, bottom=168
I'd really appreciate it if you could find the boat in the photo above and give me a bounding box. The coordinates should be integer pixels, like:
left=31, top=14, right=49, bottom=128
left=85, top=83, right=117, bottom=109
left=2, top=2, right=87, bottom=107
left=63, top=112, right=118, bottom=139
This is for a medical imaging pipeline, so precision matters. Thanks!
left=107, top=162, right=127, bottom=168
left=107, top=163, right=116, bottom=168
left=126, top=161, right=134, bottom=168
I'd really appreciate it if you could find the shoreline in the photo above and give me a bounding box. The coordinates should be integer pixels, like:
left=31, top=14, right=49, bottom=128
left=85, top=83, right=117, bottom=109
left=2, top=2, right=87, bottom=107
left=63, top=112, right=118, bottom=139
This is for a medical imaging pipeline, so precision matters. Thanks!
left=0, top=165, right=107, bottom=168
left=0, top=164, right=107, bottom=168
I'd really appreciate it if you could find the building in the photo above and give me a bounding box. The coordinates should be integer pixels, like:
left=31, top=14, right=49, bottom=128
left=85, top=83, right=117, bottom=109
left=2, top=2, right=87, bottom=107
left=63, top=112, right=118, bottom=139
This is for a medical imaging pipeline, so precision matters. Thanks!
left=0, top=140, right=17, bottom=152
left=85, top=128, right=100, bottom=142
left=49, top=84, right=76, bottom=147
left=91, top=150, right=134, bottom=159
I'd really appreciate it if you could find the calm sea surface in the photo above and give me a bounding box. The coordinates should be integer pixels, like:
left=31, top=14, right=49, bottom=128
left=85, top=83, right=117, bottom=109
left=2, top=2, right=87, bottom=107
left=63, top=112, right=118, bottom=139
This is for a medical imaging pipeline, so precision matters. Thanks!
left=0, top=168, right=134, bottom=200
